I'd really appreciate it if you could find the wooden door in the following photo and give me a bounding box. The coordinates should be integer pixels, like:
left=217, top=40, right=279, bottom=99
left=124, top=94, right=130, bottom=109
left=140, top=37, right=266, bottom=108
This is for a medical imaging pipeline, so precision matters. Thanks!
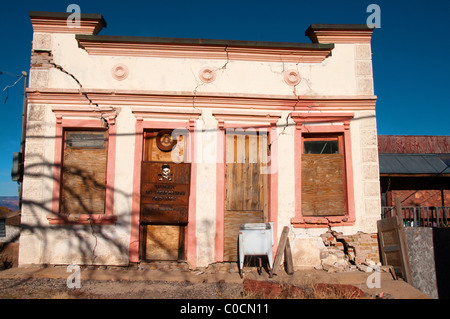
left=377, top=216, right=412, bottom=282
left=224, top=129, right=269, bottom=261
left=140, top=130, right=189, bottom=261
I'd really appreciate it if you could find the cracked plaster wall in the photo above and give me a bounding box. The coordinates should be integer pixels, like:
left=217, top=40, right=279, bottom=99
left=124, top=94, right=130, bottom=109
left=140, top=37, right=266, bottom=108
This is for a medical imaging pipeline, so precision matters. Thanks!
left=21, top=31, right=379, bottom=268
left=30, top=34, right=362, bottom=97
left=19, top=102, right=133, bottom=266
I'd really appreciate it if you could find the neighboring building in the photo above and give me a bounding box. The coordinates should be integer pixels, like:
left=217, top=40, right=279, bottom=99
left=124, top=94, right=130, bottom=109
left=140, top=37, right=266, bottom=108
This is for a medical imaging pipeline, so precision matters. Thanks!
left=378, top=135, right=450, bottom=299
left=0, top=207, right=21, bottom=243
left=379, top=135, right=450, bottom=226
left=19, top=12, right=380, bottom=269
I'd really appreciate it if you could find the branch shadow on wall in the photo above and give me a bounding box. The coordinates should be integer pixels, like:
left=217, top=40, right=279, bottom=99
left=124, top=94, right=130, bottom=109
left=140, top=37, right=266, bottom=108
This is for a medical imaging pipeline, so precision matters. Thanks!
left=17, top=155, right=131, bottom=264
left=3, top=143, right=202, bottom=283
left=3, top=113, right=378, bottom=284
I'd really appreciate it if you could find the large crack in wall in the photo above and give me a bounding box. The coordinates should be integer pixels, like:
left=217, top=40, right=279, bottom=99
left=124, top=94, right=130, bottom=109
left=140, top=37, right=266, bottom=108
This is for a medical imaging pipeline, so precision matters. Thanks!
left=48, top=60, right=98, bottom=107
left=319, top=229, right=380, bottom=273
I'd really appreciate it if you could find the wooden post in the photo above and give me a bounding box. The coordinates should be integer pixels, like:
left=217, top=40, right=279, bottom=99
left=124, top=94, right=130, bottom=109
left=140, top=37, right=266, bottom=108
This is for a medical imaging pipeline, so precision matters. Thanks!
left=395, top=197, right=402, bottom=219
left=284, top=236, right=294, bottom=275
left=270, top=226, right=294, bottom=277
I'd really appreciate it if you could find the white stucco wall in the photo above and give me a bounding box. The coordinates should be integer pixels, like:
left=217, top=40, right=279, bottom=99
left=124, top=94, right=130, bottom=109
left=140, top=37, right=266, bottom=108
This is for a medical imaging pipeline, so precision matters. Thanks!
left=19, top=27, right=380, bottom=268
left=34, top=33, right=364, bottom=98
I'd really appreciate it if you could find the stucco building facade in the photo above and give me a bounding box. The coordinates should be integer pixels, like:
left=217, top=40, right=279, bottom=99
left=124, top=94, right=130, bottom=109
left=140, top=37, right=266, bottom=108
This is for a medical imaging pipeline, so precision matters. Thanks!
left=19, top=12, right=381, bottom=269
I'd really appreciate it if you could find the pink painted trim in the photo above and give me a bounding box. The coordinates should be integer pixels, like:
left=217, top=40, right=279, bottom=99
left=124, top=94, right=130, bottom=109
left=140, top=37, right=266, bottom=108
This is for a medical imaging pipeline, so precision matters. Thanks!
left=302, top=125, right=347, bottom=133
left=111, top=63, right=129, bottom=81
left=306, top=29, right=374, bottom=44
left=129, top=119, right=143, bottom=263
left=291, top=112, right=355, bottom=227
left=47, top=215, right=117, bottom=225
left=105, top=121, right=117, bottom=218
left=343, top=122, right=356, bottom=225
left=291, top=112, right=355, bottom=124
left=186, top=120, right=197, bottom=267
left=76, top=39, right=333, bottom=63
left=212, top=110, right=282, bottom=124
left=30, top=15, right=105, bottom=35
left=132, top=107, right=201, bottom=117
left=128, top=118, right=197, bottom=266
left=29, top=90, right=377, bottom=111
left=294, top=124, right=303, bottom=221
left=198, top=66, right=217, bottom=83
left=51, top=122, right=63, bottom=219
left=269, top=123, right=279, bottom=255
left=284, top=69, right=301, bottom=86
left=215, top=122, right=226, bottom=262
left=49, top=116, right=117, bottom=224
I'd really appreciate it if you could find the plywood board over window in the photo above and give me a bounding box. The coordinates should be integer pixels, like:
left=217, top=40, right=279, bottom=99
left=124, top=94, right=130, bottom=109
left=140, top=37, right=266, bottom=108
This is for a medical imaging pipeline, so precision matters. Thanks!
left=144, top=225, right=185, bottom=260
left=60, top=130, right=107, bottom=215
left=224, top=129, right=269, bottom=261
left=301, top=135, right=346, bottom=216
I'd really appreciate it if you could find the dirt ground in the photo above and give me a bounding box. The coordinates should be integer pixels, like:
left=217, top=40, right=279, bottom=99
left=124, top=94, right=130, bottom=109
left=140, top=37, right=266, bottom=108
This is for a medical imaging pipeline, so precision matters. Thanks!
left=0, top=277, right=243, bottom=299
left=0, top=274, right=376, bottom=299
left=0, top=264, right=429, bottom=300
left=0, top=243, right=362, bottom=299
left=0, top=242, right=430, bottom=300
left=0, top=263, right=377, bottom=299
left=0, top=245, right=243, bottom=299
left=0, top=268, right=434, bottom=319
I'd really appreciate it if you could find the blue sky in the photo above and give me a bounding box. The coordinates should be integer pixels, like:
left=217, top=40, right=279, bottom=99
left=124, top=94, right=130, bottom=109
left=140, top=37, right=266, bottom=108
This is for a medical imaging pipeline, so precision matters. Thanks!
left=0, top=0, right=449, bottom=196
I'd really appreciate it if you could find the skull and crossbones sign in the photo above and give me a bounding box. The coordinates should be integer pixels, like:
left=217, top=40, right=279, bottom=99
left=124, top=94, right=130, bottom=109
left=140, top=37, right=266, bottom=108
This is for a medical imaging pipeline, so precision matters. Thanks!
left=158, top=164, right=173, bottom=181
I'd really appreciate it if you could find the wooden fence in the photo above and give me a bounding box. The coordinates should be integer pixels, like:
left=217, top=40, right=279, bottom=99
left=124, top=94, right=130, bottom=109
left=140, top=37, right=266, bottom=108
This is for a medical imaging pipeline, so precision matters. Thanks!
left=382, top=203, right=450, bottom=228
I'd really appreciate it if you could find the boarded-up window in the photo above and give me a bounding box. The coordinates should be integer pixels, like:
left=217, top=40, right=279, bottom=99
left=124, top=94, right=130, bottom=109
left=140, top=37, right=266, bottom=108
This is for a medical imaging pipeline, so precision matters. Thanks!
left=143, top=225, right=185, bottom=260
left=60, top=130, right=107, bottom=215
left=302, top=135, right=346, bottom=216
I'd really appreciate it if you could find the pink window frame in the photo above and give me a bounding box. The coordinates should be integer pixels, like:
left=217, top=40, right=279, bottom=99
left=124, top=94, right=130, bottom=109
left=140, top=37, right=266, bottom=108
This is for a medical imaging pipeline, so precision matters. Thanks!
left=49, top=113, right=117, bottom=225
left=291, top=112, right=355, bottom=228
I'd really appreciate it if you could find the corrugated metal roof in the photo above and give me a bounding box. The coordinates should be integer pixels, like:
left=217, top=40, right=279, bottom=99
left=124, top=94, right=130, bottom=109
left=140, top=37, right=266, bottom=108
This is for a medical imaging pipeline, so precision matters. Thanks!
left=379, top=154, right=450, bottom=174
left=378, top=135, right=450, bottom=154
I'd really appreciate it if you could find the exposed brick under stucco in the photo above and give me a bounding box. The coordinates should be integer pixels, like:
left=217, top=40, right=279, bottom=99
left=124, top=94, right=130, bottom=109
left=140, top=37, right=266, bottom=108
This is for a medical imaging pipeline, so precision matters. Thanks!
left=321, top=230, right=380, bottom=265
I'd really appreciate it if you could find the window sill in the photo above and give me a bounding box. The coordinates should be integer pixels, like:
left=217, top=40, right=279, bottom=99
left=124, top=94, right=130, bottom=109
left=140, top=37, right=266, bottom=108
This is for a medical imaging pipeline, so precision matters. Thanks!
left=47, top=214, right=117, bottom=225
left=291, top=216, right=354, bottom=228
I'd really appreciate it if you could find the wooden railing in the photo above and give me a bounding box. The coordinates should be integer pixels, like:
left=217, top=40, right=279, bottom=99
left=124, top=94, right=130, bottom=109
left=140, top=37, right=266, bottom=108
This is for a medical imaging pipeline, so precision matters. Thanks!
left=381, top=206, right=450, bottom=228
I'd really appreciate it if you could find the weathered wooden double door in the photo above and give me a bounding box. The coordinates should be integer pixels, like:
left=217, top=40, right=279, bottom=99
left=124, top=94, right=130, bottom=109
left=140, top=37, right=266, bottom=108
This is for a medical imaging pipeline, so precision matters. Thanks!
left=140, top=130, right=190, bottom=261
left=223, top=129, right=269, bottom=261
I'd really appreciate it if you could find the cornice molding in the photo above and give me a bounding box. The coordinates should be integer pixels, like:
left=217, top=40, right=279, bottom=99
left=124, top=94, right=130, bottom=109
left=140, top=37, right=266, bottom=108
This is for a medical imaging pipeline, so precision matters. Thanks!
left=51, top=105, right=117, bottom=124
left=306, top=24, right=374, bottom=44
left=131, top=107, right=201, bottom=121
left=29, top=11, right=106, bottom=35
left=27, top=89, right=377, bottom=111
left=291, top=111, right=354, bottom=125
left=75, top=36, right=334, bottom=63
left=212, top=109, right=282, bottom=125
